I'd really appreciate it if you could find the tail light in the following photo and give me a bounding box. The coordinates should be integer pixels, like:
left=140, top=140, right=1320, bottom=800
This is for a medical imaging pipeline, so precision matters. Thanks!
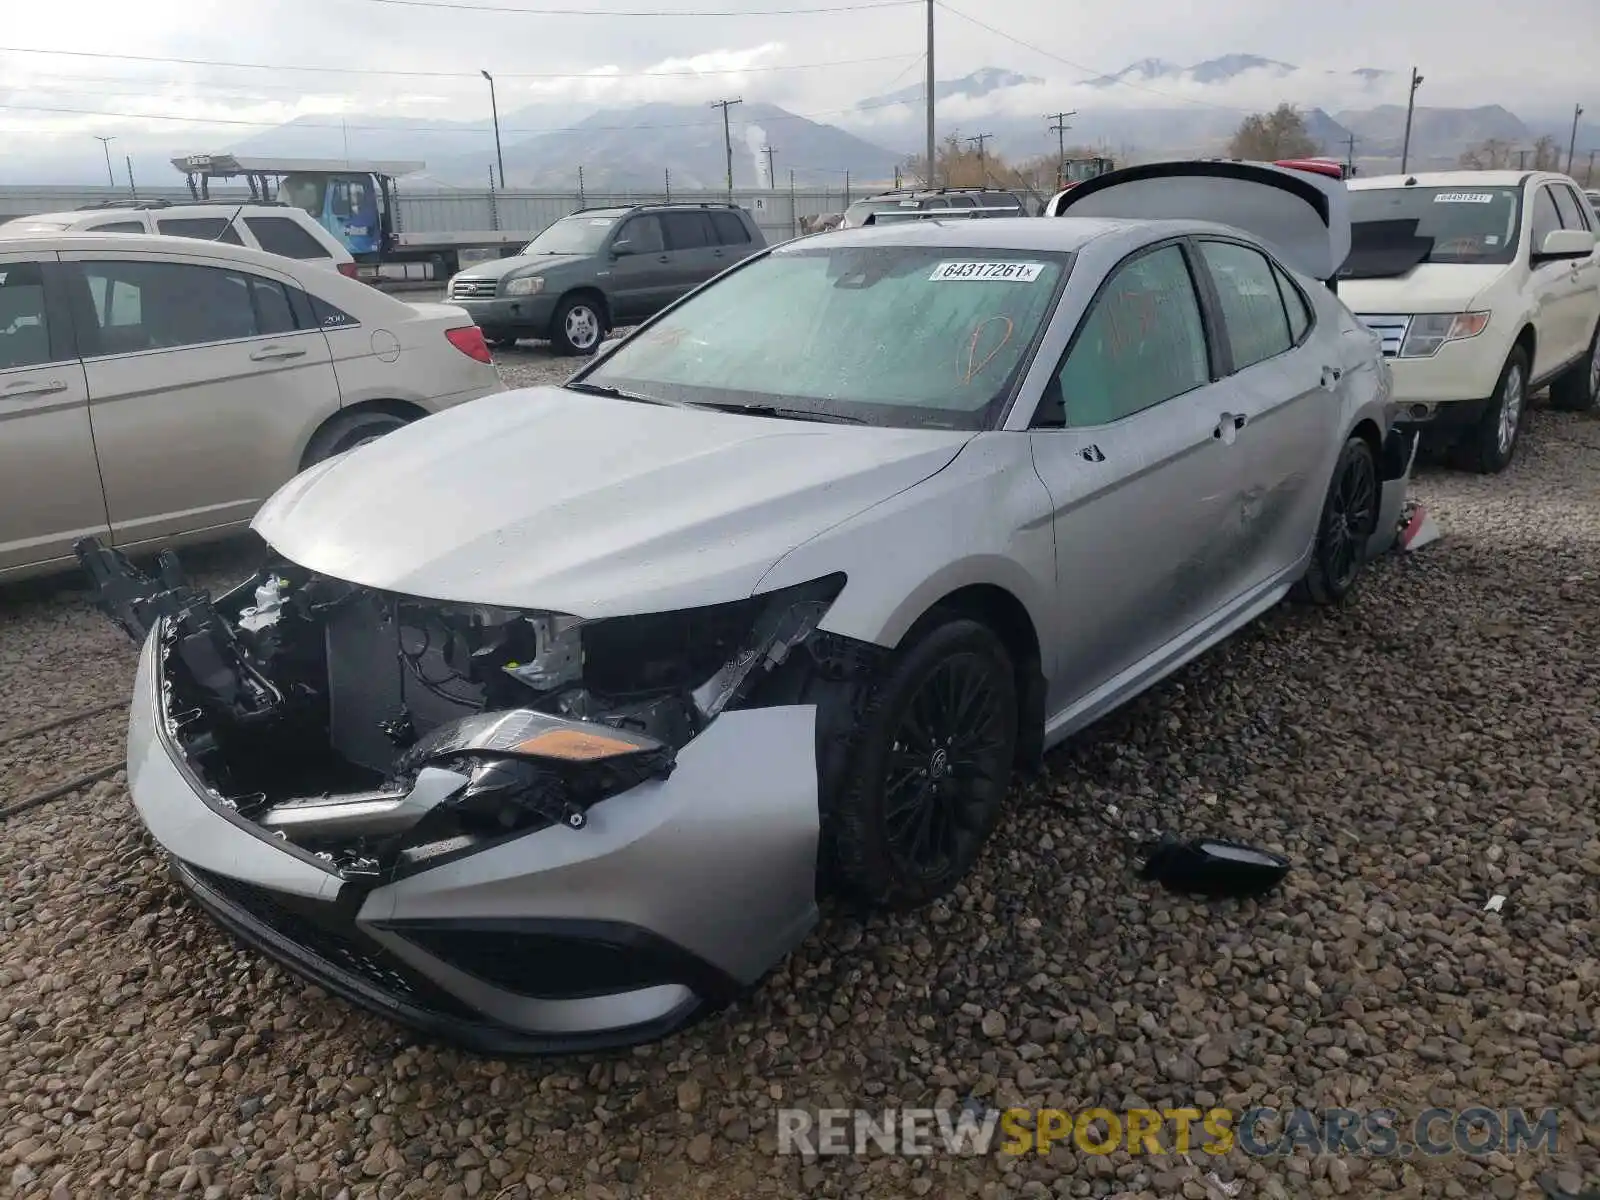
left=445, top=325, right=493, bottom=364
left=337, top=262, right=360, bottom=278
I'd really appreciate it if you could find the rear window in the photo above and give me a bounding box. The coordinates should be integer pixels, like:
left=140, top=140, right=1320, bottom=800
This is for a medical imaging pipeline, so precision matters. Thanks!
left=89, top=221, right=146, bottom=234
left=156, top=217, right=244, bottom=245
left=245, top=216, right=333, bottom=260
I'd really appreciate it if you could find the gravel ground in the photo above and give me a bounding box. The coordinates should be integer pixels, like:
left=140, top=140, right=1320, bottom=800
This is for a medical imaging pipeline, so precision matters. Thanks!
left=1, top=373, right=1596, bottom=1200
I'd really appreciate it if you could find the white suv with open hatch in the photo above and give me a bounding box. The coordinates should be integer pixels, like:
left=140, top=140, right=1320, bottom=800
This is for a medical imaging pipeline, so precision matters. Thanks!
left=1340, top=171, right=1600, bottom=473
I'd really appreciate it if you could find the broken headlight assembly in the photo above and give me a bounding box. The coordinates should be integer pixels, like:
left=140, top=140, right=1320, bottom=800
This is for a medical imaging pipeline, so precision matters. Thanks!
left=86, top=531, right=849, bottom=879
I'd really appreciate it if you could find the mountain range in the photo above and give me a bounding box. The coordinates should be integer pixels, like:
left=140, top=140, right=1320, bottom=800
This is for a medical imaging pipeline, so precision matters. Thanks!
left=3, top=56, right=1595, bottom=188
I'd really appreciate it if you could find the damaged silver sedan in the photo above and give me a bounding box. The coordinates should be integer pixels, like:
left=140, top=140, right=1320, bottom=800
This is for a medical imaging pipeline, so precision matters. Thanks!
left=84, top=161, right=1411, bottom=1053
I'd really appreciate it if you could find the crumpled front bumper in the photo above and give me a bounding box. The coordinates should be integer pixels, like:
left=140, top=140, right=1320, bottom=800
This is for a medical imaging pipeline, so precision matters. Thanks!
left=127, top=631, right=823, bottom=1054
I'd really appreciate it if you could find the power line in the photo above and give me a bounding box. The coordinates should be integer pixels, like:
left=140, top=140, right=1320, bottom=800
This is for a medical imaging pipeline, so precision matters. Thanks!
left=357, top=0, right=915, bottom=13
left=931, top=0, right=1248, bottom=112
left=0, top=45, right=915, bottom=80
left=0, top=97, right=894, bottom=135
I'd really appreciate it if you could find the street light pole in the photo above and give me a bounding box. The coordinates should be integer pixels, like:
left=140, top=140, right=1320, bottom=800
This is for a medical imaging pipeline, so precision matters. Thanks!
left=481, top=70, right=505, bottom=190
left=1400, top=67, right=1424, bottom=175
left=1566, top=103, right=1584, bottom=175
left=924, top=0, right=936, bottom=187
left=93, top=136, right=115, bottom=186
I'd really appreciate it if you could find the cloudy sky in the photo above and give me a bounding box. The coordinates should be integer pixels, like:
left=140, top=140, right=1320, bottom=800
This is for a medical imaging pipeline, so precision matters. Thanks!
left=2, top=0, right=1594, bottom=173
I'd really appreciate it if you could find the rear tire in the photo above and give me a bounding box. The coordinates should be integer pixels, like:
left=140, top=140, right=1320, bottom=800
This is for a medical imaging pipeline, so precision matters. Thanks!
left=1459, top=346, right=1528, bottom=473
left=302, top=410, right=412, bottom=468
left=1549, top=322, right=1600, bottom=413
left=829, top=618, right=1018, bottom=911
left=549, top=295, right=605, bottom=356
left=1294, top=435, right=1379, bottom=606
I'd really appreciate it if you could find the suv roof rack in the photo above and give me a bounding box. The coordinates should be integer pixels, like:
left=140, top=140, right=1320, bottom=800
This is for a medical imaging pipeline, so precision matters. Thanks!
left=569, top=200, right=745, bottom=215
left=73, top=198, right=292, bottom=212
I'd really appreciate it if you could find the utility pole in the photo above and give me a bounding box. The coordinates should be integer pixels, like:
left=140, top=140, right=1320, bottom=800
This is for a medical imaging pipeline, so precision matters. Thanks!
left=481, top=70, right=505, bottom=190
left=1046, top=112, right=1075, bottom=188
left=789, top=168, right=797, bottom=238
left=710, top=97, right=743, bottom=197
left=844, top=169, right=851, bottom=206
left=1344, top=133, right=1357, bottom=176
left=125, top=155, right=137, bottom=199
left=924, top=0, right=936, bottom=187
left=1517, top=148, right=1528, bottom=170
left=1566, top=103, right=1584, bottom=175
left=664, top=168, right=671, bottom=201
left=1587, top=148, right=1596, bottom=187
left=577, top=165, right=585, bottom=207
left=1400, top=67, right=1424, bottom=175
left=966, top=132, right=993, bottom=181
left=761, top=145, right=776, bottom=190
left=93, top=136, right=115, bottom=186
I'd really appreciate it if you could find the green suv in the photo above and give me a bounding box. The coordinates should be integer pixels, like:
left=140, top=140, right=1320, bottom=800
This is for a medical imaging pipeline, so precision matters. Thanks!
left=446, top=202, right=768, bottom=355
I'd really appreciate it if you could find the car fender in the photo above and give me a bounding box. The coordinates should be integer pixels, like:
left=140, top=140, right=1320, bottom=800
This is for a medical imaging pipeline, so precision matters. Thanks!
left=754, top=432, right=1059, bottom=656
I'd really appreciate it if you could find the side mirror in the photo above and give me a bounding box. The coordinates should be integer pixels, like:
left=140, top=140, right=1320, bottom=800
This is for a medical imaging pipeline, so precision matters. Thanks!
left=1532, top=228, right=1594, bottom=263
left=610, top=241, right=634, bottom=258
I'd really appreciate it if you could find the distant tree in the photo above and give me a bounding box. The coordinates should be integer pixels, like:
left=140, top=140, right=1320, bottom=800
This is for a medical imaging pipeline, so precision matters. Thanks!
left=1460, top=134, right=1563, bottom=172
left=1227, top=103, right=1319, bottom=161
left=1459, top=138, right=1516, bottom=169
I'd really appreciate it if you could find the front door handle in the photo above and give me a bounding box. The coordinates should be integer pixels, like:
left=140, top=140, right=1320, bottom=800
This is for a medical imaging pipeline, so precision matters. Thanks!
left=657, top=255, right=670, bottom=263
left=1213, top=413, right=1248, bottom=441
left=1, top=378, right=68, bottom=398
left=250, top=345, right=307, bottom=362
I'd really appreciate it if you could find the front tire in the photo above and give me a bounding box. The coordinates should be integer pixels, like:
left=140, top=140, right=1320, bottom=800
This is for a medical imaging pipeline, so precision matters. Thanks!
left=549, top=295, right=605, bottom=356
left=830, top=618, right=1018, bottom=911
left=1549, top=323, right=1600, bottom=413
left=1295, top=435, right=1379, bottom=606
left=1461, top=346, right=1529, bottom=473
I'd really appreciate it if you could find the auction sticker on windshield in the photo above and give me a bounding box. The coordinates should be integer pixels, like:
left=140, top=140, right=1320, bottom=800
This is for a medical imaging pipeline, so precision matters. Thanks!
left=1433, top=193, right=1495, bottom=204
left=930, top=261, right=1045, bottom=282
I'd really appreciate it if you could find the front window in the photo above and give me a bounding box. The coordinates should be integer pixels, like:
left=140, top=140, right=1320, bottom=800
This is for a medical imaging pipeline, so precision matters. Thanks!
left=279, top=175, right=327, bottom=220
left=521, top=214, right=621, bottom=256
left=579, top=242, right=1071, bottom=429
left=1345, top=185, right=1522, bottom=274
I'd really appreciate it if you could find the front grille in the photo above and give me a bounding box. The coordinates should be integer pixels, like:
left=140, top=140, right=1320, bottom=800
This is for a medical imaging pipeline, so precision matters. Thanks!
left=180, top=863, right=480, bottom=1021
left=448, top=277, right=498, bottom=299
left=1356, top=313, right=1411, bottom=358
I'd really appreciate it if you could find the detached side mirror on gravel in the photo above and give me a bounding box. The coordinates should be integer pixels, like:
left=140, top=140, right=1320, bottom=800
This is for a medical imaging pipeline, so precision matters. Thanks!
left=1141, top=835, right=1292, bottom=899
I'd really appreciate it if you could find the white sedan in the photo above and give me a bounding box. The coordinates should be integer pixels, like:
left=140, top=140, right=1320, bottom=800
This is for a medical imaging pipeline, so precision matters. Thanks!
left=0, top=232, right=503, bottom=582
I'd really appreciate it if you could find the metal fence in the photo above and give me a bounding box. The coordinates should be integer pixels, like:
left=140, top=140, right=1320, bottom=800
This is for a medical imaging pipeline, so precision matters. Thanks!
left=0, top=183, right=856, bottom=244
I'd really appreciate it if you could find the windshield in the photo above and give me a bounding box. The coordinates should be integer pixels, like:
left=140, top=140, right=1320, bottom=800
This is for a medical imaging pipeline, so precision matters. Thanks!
left=279, top=175, right=327, bottom=219
left=580, top=243, right=1070, bottom=429
left=1346, top=185, right=1522, bottom=273
left=522, top=214, right=619, bottom=255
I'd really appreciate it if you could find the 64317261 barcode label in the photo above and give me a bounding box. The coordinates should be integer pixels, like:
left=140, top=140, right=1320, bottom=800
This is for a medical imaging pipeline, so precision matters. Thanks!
left=928, top=261, right=1045, bottom=282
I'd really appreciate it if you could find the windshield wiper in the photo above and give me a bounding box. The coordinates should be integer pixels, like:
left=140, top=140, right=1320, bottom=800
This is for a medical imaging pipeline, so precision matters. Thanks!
left=564, top=381, right=673, bottom=406
left=688, top=402, right=869, bottom=425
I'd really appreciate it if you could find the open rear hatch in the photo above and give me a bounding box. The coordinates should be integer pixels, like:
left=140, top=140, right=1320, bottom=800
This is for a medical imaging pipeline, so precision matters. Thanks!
left=1048, top=159, right=1352, bottom=285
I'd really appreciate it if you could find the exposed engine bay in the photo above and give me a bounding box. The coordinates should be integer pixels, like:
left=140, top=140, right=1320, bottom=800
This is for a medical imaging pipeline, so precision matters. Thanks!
left=77, top=538, right=874, bottom=884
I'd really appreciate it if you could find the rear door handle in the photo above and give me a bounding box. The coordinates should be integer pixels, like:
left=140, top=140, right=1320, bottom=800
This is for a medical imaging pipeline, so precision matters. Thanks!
left=249, top=345, right=307, bottom=362
left=2, top=378, right=68, bottom=398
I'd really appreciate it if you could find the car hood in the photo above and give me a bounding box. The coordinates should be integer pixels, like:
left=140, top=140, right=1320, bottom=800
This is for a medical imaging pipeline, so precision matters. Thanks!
left=1338, top=263, right=1509, bottom=313
left=253, top=387, right=972, bottom=615
left=454, top=253, right=589, bottom=281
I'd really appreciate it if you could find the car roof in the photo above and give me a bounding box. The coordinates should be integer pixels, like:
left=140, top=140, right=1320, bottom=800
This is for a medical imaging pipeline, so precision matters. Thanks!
left=804, top=216, right=1183, bottom=253
left=1348, top=171, right=1530, bottom=191
left=8, top=204, right=303, bottom=224
left=0, top=230, right=324, bottom=269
